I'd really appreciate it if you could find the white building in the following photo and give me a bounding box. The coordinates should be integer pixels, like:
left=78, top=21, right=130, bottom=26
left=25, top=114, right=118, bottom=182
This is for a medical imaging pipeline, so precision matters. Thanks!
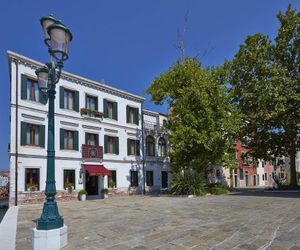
left=8, top=51, right=169, bottom=205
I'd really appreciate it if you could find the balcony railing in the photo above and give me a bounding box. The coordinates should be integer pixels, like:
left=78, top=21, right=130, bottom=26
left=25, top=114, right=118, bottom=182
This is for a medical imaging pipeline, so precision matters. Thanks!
left=82, top=144, right=103, bottom=161
left=80, top=108, right=103, bottom=119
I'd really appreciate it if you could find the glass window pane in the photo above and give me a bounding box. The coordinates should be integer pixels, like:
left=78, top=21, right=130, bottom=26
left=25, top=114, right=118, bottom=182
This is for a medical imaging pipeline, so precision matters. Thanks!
left=34, top=127, right=39, bottom=145
left=26, top=126, right=31, bottom=144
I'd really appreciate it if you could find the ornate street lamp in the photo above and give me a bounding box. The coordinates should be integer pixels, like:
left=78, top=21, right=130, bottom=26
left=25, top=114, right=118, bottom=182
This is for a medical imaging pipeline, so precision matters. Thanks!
left=35, top=15, right=72, bottom=231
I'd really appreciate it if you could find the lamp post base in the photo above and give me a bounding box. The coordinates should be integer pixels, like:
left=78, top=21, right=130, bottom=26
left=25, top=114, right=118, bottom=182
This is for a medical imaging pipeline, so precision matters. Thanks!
left=32, top=225, right=67, bottom=250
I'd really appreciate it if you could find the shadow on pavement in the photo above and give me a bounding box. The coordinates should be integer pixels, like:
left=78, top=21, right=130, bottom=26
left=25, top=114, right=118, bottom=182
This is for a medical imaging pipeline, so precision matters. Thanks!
left=229, top=190, right=300, bottom=199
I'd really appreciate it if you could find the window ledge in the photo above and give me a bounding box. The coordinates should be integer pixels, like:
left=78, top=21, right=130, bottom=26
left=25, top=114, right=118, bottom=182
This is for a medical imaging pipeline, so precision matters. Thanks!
left=22, top=145, right=44, bottom=149
left=103, top=117, right=118, bottom=122
left=105, top=153, right=118, bottom=156
left=61, top=108, right=79, bottom=113
left=22, top=100, right=45, bottom=106
left=60, top=149, right=79, bottom=152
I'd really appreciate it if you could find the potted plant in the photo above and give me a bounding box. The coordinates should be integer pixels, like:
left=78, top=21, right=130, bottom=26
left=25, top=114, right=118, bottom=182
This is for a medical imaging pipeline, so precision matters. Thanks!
left=65, top=183, right=73, bottom=194
left=78, top=189, right=88, bottom=201
left=101, top=188, right=109, bottom=199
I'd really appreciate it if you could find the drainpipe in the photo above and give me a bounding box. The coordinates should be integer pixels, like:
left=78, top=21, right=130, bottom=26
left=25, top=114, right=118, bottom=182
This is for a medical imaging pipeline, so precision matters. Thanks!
left=141, top=105, right=146, bottom=195
left=13, top=58, right=18, bottom=206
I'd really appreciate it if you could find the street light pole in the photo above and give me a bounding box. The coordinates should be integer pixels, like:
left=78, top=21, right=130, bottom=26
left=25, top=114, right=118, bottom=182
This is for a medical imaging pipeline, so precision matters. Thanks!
left=36, top=62, right=64, bottom=230
left=33, top=15, right=72, bottom=248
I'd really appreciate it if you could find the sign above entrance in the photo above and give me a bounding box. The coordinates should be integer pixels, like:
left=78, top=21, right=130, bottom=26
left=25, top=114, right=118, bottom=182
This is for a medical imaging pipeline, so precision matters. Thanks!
left=82, top=144, right=103, bottom=161
left=82, top=164, right=112, bottom=176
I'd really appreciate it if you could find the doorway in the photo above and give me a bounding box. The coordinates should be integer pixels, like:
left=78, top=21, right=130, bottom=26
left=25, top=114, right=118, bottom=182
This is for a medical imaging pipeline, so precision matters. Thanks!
left=161, top=171, right=168, bottom=189
left=85, top=172, right=99, bottom=195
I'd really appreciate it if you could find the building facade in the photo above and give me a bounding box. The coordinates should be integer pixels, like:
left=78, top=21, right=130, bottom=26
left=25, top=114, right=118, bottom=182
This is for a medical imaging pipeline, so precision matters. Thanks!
left=8, top=51, right=169, bottom=205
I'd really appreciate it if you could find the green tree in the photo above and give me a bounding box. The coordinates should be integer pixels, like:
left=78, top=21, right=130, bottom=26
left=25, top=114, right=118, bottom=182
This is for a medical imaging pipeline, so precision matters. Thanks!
left=229, top=4, right=300, bottom=186
left=147, top=58, right=240, bottom=174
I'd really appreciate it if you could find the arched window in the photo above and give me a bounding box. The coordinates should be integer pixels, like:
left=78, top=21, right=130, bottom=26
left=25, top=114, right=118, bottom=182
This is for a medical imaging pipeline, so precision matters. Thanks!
left=146, top=135, right=155, bottom=156
left=158, top=137, right=166, bottom=157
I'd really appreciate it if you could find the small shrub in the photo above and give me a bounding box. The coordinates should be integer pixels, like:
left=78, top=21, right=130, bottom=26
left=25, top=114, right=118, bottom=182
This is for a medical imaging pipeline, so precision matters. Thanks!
left=78, top=189, right=88, bottom=196
left=207, top=183, right=229, bottom=195
left=171, top=170, right=207, bottom=196
left=101, top=188, right=109, bottom=194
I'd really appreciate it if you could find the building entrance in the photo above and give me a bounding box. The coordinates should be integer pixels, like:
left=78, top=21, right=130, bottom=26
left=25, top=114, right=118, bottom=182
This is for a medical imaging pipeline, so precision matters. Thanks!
left=85, top=173, right=99, bottom=195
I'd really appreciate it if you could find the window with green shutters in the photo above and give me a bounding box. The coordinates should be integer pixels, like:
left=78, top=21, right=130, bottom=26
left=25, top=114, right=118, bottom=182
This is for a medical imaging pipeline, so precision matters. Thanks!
left=130, top=170, right=138, bottom=187
left=21, top=74, right=46, bottom=104
left=127, top=139, right=140, bottom=156
left=59, top=86, right=79, bottom=112
left=104, top=135, right=119, bottom=154
left=20, top=122, right=45, bottom=147
left=126, top=106, right=139, bottom=125
left=60, top=129, right=78, bottom=150
left=25, top=168, right=40, bottom=191
left=86, top=95, right=98, bottom=111
left=85, top=133, right=99, bottom=145
left=146, top=171, right=153, bottom=187
left=103, top=99, right=118, bottom=120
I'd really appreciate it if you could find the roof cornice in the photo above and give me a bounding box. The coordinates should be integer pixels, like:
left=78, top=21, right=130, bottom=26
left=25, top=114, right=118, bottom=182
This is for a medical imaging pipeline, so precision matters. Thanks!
left=7, top=51, right=145, bottom=103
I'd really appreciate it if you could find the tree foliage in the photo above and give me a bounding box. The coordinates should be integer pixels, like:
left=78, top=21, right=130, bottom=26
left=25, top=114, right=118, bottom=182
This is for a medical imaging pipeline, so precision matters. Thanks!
left=229, top=4, right=300, bottom=185
left=147, top=58, right=240, bottom=173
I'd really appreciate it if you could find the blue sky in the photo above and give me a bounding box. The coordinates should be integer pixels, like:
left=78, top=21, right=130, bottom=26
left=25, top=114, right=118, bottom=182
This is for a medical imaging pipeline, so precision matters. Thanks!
left=1, top=1, right=299, bottom=170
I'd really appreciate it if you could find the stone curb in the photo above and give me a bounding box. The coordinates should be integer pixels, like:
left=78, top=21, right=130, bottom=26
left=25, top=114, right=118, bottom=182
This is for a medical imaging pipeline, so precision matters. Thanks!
left=0, top=206, right=19, bottom=250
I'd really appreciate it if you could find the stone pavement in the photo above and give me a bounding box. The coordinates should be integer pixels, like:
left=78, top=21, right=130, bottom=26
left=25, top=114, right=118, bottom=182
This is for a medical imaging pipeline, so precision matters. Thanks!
left=16, top=192, right=300, bottom=250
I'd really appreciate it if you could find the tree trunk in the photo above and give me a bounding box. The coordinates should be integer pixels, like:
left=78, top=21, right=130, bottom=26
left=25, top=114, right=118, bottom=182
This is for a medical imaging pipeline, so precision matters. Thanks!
left=289, top=149, right=297, bottom=187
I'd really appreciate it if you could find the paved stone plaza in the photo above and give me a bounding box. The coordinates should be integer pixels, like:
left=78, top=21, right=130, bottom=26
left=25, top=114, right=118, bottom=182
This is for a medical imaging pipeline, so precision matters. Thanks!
left=16, top=192, right=300, bottom=250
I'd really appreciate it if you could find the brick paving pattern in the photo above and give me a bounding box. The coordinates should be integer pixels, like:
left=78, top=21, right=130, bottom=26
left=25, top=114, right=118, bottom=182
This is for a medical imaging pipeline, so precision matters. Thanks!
left=16, top=192, right=300, bottom=249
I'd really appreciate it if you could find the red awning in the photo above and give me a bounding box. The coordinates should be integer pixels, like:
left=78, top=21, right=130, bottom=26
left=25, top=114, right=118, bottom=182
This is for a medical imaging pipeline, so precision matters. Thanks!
left=82, top=165, right=112, bottom=176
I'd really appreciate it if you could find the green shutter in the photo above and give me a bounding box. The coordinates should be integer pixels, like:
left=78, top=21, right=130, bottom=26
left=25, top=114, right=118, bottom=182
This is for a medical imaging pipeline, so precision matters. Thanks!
left=104, top=135, right=108, bottom=153
left=21, top=122, right=27, bottom=145
left=21, top=74, right=27, bottom=100
left=85, top=133, right=88, bottom=145
left=135, top=108, right=139, bottom=125
left=95, top=134, right=99, bottom=146
left=39, top=125, right=45, bottom=148
left=115, top=137, right=119, bottom=155
left=37, top=168, right=40, bottom=191
left=59, top=87, right=64, bottom=109
left=95, top=97, right=98, bottom=111
left=127, top=139, right=130, bottom=155
left=85, top=94, right=87, bottom=109
left=136, top=140, right=140, bottom=156
left=74, top=131, right=79, bottom=150
left=113, top=102, right=118, bottom=120
left=103, top=99, right=108, bottom=118
left=126, top=106, right=129, bottom=123
left=74, top=91, right=79, bottom=112
left=40, top=92, right=47, bottom=105
left=60, top=129, right=64, bottom=149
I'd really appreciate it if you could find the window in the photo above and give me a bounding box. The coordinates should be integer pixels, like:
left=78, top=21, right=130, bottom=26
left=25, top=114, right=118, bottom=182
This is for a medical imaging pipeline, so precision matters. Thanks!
left=27, top=124, right=40, bottom=146
left=216, top=169, right=221, bottom=177
left=146, top=136, right=155, bottom=156
left=158, top=137, right=166, bottom=157
left=25, top=168, right=40, bottom=191
left=126, top=106, right=139, bottom=125
left=60, top=87, right=79, bottom=111
left=21, top=122, right=45, bottom=147
left=27, top=79, right=40, bottom=102
left=130, top=170, right=138, bottom=187
left=20, top=75, right=46, bottom=104
left=265, top=173, right=267, bottom=181
left=86, top=133, right=99, bottom=146
left=108, top=170, right=117, bottom=188
left=86, top=95, right=98, bottom=110
left=104, top=99, right=118, bottom=120
left=64, top=89, right=75, bottom=110
left=64, top=170, right=75, bottom=190
left=146, top=171, right=153, bottom=186
left=127, top=139, right=140, bottom=156
left=262, top=174, right=265, bottom=181
left=239, top=169, right=244, bottom=180
left=104, top=135, right=119, bottom=154
left=60, top=129, right=78, bottom=150
left=262, top=161, right=265, bottom=168
left=241, top=152, right=248, bottom=165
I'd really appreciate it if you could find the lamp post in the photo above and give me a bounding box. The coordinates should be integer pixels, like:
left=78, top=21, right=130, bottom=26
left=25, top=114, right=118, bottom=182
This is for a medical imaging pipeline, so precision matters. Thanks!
left=33, top=15, right=72, bottom=249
